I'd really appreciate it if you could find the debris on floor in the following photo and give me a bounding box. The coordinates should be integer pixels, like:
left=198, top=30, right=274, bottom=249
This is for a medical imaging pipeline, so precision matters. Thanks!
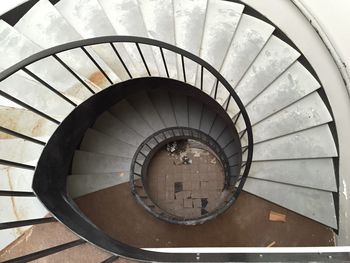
left=269, top=211, right=287, bottom=222
left=267, top=241, right=276, bottom=247
left=145, top=139, right=228, bottom=219
left=166, top=141, right=178, bottom=153
left=182, top=155, right=192, bottom=165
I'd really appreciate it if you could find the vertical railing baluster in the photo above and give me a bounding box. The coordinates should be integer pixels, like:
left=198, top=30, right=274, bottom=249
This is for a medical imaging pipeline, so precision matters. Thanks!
left=135, top=43, right=151, bottom=76
left=0, top=126, right=46, bottom=146
left=22, top=68, right=77, bottom=106
left=53, top=54, right=96, bottom=94
left=160, top=47, right=170, bottom=78
left=81, top=46, right=113, bottom=84
left=0, top=90, right=60, bottom=124
left=239, top=129, right=247, bottom=140
left=225, top=96, right=231, bottom=111
left=109, top=43, right=133, bottom=79
left=214, top=79, right=219, bottom=99
left=200, top=66, right=204, bottom=90
left=181, top=55, right=186, bottom=83
left=233, top=112, right=241, bottom=125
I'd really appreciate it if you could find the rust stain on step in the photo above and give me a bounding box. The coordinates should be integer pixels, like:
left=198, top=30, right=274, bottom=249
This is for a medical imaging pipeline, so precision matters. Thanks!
left=89, top=71, right=106, bottom=87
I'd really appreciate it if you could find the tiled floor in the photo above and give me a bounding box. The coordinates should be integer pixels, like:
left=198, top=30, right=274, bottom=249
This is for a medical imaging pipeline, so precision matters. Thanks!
left=146, top=140, right=228, bottom=219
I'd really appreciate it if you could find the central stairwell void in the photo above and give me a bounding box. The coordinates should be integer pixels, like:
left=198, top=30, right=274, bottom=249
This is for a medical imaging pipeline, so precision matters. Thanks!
left=0, top=0, right=342, bottom=262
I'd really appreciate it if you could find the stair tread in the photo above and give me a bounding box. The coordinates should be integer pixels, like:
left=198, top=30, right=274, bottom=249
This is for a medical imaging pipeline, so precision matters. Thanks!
left=0, top=106, right=57, bottom=140
left=244, top=178, right=337, bottom=228
left=80, top=128, right=137, bottom=158
left=174, top=0, right=207, bottom=84
left=14, top=0, right=118, bottom=88
left=0, top=20, right=93, bottom=101
left=171, top=93, right=189, bottom=127
left=0, top=73, right=74, bottom=119
left=199, top=107, right=216, bottom=134
left=67, top=171, right=130, bottom=198
left=93, top=111, right=144, bottom=147
left=109, top=99, right=154, bottom=138
left=248, top=158, right=337, bottom=192
left=128, top=92, right=165, bottom=132
left=197, top=0, right=243, bottom=93
left=219, top=14, right=274, bottom=94
left=72, top=150, right=132, bottom=174
left=0, top=166, right=34, bottom=192
left=188, top=98, right=203, bottom=129
left=246, top=92, right=333, bottom=145
left=235, top=35, right=300, bottom=106
left=0, top=138, right=43, bottom=164
left=249, top=124, right=338, bottom=161
left=237, top=61, right=321, bottom=131
left=149, top=91, right=177, bottom=128
left=138, top=0, right=178, bottom=78
left=55, top=0, right=135, bottom=81
left=209, top=116, right=226, bottom=140
left=98, top=0, right=159, bottom=76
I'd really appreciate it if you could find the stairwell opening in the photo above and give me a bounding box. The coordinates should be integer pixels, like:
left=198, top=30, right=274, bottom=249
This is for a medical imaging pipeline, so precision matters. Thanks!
left=144, top=138, right=229, bottom=221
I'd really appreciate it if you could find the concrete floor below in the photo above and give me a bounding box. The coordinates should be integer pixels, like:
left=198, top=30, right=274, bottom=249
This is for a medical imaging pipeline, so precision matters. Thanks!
left=75, top=183, right=335, bottom=248
left=0, top=184, right=335, bottom=262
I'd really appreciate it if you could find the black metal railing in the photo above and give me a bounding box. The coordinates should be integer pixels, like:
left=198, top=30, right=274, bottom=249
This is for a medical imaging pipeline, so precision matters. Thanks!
left=0, top=36, right=253, bottom=262
left=130, top=127, right=241, bottom=225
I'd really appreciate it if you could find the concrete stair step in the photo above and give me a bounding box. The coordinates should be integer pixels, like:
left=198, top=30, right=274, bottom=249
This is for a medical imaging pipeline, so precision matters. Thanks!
left=80, top=128, right=137, bottom=159
left=98, top=0, right=159, bottom=77
left=72, top=150, right=132, bottom=174
left=138, top=0, right=178, bottom=78
left=55, top=0, right=137, bottom=81
left=173, top=0, right=207, bottom=85
left=248, top=158, right=337, bottom=192
left=14, top=0, right=119, bottom=88
left=93, top=111, right=144, bottom=147
left=218, top=14, right=274, bottom=101
left=171, top=93, right=189, bottom=127
left=188, top=98, right=203, bottom=130
left=249, top=92, right=332, bottom=145
left=236, top=61, right=321, bottom=132
left=109, top=99, right=154, bottom=138
left=0, top=138, right=43, bottom=164
left=248, top=124, right=338, bottom=161
left=196, top=0, right=244, bottom=93
left=243, top=178, right=337, bottom=228
left=148, top=91, right=177, bottom=128
left=0, top=106, right=57, bottom=140
left=128, top=92, right=165, bottom=132
left=67, top=172, right=130, bottom=198
left=235, top=36, right=300, bottom=105
left=0, top=20, right=93, bottom=102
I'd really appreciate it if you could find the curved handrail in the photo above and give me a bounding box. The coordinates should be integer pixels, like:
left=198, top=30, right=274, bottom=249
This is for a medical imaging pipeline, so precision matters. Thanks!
left=0, top=35, right=253, bottom=187
left=0, top=36, right=253, bottom=261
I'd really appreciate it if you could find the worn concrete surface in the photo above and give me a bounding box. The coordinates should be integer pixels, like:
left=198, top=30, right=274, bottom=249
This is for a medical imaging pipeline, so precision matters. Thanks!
left=146, top=142, right=226, bottom=219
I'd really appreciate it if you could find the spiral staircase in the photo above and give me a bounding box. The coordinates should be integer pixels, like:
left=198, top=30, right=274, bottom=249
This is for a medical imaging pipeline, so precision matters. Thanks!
left=0, top=0, right=347, bottom=262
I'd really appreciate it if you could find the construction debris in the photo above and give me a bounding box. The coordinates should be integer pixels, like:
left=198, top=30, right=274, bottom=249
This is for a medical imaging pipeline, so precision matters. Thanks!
left=182, top=155, right=192, bottom=164
left=269, top=211, right=287, bottom=222
left=166, top=141, right=178, bottom=153
left=267, top=241, right=276, bottom=247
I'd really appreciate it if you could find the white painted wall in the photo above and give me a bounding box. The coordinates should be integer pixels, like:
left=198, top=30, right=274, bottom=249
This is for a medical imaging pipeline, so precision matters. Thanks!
left=301, top=0, right=350, bottom=78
